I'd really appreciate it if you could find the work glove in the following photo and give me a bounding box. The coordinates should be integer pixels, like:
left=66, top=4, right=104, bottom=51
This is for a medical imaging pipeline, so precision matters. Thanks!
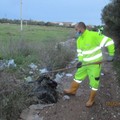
left=76, top=62, right=82, bottom=68
left=107, top=56, right=114, bottom=62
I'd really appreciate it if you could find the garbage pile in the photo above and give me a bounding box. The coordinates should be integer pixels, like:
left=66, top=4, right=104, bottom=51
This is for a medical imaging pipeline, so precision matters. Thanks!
left=30, top=75, right=58, bottom=104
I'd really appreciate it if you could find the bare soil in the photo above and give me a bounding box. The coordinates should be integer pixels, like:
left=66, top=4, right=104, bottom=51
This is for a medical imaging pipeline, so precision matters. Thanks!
left=1, top=61, right=119, bottom=120
left=38, top=62, right=120, bottom=120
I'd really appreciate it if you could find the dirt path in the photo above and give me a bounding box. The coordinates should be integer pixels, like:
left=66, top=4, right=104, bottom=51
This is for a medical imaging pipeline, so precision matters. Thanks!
left=20, top=62, right=120, bottom=120
left=19, top=39, right=120, bottom=120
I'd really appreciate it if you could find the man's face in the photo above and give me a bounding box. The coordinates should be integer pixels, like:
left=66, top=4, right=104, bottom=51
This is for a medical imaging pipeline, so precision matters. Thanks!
left=75, top=26, right=82, bottom=38
left=75, top=26, right=82, bottom=33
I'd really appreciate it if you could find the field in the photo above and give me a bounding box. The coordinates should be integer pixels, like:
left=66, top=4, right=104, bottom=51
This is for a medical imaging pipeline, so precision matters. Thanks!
left=0, top=23, right=75, bottom=67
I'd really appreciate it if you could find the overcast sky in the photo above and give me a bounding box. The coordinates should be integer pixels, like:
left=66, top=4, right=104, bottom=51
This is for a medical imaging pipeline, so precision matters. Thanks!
left=0, top=0, right=110, bottom=25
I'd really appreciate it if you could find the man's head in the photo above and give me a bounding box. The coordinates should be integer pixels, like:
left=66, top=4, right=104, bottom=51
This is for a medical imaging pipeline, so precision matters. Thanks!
left=75, top=22, right=86, bottom=34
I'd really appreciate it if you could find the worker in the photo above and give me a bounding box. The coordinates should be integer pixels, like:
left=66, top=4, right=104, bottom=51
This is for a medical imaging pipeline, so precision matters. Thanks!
left=64, top=22, right=115, bottom=107
left=98, top=26, right=104, bottom=35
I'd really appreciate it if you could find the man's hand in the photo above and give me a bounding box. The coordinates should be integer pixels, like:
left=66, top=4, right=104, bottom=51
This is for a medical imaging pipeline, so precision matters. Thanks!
left=76, top=62, right=82, bottom=68
left=107, top=56, right=114, bottom=62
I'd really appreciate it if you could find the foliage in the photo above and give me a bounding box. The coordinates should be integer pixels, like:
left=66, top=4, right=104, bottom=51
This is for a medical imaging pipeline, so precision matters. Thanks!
left=101, top=0, right=120, bottom=45
left=113, top=59, right=120, bottom=86
left=0, top=77, right=33, bottom=120
left=0, top=24, right=75, bottom=66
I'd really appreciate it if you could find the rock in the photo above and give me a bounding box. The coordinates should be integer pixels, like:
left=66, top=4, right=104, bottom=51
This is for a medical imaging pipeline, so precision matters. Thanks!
left=29, top=104, right=53, bottom=110
left=20, top=104, right=53, bottom=120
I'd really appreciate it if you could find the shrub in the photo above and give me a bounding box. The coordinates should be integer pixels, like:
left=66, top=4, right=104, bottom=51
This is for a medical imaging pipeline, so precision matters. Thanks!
left=0, top=72, right=34, bottom=120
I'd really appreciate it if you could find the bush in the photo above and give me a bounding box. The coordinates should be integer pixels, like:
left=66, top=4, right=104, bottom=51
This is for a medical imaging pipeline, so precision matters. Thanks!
left=37, top=42, right=76, bottom=70
left=0, top=72, right=34, bottom=120
left=101, top=0, right=120, bottom=46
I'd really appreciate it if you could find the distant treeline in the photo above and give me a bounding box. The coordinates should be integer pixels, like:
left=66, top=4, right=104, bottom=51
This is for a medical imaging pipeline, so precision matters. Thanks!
left=0, top=18, right=77, bottom=28
left=0, top=18, right=56, bottom=26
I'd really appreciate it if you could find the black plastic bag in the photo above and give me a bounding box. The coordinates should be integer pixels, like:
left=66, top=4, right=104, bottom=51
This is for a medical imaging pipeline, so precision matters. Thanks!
left=32, top=75, right=58, bottom=104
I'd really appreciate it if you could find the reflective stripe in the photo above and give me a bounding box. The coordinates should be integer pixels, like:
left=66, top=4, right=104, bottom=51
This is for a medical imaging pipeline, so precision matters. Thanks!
left=74, top=79, right=82, bottom=83
left=92, top=88, right=98, bottom=91
left=77, top=49, right=82, bottom=52
left=105, top=41, right=114, bottom=47
left=82, top=47, right=101, bottom=55
left=100, top=36, right=108, bottom=47
left=83, top=53, right=102, bottom=61
left=78, top=53, right=83, bottom=56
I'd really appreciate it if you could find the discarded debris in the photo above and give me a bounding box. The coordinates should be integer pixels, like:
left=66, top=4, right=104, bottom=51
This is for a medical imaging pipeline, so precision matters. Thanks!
left=25, top=76, right=33, bottom=82
left=7, top=59, right=16, bottom=68
left=101, top=72, right=105, bottom=76
left=66, top=73, right=73, bottom=77
left=54, top=73, right=64, bottom=83
left=39, top=68, right=48, bottom=74
left=30, top=75, right=58, bottom=104
left=63, top=95, right=70, bottom=101
left=28, top=63, right=38, bottom=71
left=0, top=59, right=16, bottom=70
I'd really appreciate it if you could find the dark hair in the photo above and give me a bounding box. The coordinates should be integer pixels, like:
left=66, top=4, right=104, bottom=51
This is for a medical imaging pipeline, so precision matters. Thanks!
left=77, top=22, right=86, bottom=29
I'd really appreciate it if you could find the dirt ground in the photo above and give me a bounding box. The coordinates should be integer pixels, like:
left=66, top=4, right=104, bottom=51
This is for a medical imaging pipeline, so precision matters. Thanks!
left=36, top=62, right=120, bottom=120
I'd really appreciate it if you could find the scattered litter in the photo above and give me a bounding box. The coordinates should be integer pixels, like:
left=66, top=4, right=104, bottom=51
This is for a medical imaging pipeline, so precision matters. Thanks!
left=25, top=76, right=33, bottom=82
left=7, top=59, right=16, bottom=67
left=0, top=61, right=6, bottom=70
left=28, top=63, right=38, bottom=70
left=63, top=95, right=70, bottom=100
left=39, top=68, right=48, bottom=74
left=54, top=73, right=64, bottom=83
left=66, top=73, right=73, bottom=77
left=74, top=57, right=78, bottom=61
left=101, top=73, right=104, bottom=76
left=0, top=59, right=16, bottom=70
left=29, top=71, right=34, bottom=75
left=70, top=60, right=76, bottom=64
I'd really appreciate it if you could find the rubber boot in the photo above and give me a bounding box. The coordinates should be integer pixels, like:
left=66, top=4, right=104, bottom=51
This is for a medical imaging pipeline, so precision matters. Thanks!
left=64, top=80, right=80, bottom=95
left=86, top=90, right=96, bottom=107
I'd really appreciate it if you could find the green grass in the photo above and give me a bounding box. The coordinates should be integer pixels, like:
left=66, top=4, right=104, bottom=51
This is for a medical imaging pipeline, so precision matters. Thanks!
left=0, top=23, right=75, bottom=66
left=0, top=23, right=75, bottom=42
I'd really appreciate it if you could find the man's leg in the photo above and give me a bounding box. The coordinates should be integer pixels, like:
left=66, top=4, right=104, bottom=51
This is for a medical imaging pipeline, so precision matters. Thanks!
left=64, top=80, right=80, bottom=95
left=86, top=90, right=97, bottom=107
left=86, top=64, right=101, bottom=107
left=64, top=67, right=87, bottom=95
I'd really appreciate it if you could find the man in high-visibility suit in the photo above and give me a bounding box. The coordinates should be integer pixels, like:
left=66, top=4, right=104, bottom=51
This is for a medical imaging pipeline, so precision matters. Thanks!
left=64, top=22, right=115, bottom=107
left=98, top=26, right=104, bottom=35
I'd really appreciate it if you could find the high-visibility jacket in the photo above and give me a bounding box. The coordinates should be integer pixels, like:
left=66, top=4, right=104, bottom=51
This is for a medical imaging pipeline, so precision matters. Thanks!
left=77, top=29, right=115, bottom=64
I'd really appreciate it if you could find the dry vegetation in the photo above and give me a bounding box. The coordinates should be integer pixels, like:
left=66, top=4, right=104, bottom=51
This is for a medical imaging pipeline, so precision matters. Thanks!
left=0, top=24, right=76, bottom=120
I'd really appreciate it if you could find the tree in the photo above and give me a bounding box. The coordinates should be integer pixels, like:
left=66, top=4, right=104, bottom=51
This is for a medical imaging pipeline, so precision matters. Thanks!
left=101, top=0, right=120, bottom=45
